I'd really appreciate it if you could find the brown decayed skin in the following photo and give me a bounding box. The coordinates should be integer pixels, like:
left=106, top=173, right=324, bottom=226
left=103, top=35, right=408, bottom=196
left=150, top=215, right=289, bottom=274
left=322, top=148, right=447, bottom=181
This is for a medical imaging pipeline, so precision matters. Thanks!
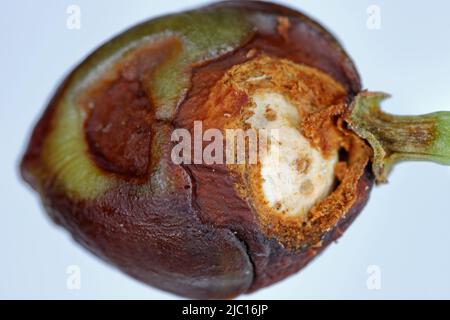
left=83, top=37, right=182, bottom=179
left=21, top=1, right=373, bottom=298
left=45, top=123, right=254, bottom=299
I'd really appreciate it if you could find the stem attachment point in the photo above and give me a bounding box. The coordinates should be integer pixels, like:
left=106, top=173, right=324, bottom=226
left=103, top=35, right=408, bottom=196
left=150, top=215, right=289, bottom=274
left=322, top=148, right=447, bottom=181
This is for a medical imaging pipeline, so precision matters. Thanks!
left=346, top=91, right=450, bottom=183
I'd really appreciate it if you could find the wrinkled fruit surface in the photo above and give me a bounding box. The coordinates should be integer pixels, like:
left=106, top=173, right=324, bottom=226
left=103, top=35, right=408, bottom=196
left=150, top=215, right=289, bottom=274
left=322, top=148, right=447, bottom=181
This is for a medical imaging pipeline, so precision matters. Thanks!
left=21, top=1, right=374, bottom=299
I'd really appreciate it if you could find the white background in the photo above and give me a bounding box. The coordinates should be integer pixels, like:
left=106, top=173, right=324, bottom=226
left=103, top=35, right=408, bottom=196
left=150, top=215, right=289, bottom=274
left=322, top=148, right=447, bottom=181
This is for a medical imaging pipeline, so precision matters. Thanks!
left=1, top=0, right=450, bottom=299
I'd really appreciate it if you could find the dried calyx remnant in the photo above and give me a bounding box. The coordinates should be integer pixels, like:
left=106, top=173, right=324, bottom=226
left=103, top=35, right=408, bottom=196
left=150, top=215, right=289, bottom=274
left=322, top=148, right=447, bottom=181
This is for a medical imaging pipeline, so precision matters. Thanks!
left=21, top=1, right=450, bottom=299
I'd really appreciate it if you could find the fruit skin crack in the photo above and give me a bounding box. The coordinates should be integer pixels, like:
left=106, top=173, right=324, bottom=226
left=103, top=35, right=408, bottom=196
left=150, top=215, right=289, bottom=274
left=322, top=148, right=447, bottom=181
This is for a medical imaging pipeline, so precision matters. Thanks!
left=180, top=163, right=257, bottom=292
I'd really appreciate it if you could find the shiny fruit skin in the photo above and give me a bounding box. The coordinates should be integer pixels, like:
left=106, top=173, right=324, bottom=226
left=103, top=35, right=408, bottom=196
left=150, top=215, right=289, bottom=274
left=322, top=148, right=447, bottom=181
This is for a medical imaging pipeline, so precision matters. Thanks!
left=21, top=1, right=372, bottom=299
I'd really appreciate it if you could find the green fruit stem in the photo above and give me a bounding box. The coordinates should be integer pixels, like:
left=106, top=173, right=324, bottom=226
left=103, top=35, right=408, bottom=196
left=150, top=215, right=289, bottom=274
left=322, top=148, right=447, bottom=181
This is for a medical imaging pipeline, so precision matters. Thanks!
left=347, top=91, right=450, bottom=183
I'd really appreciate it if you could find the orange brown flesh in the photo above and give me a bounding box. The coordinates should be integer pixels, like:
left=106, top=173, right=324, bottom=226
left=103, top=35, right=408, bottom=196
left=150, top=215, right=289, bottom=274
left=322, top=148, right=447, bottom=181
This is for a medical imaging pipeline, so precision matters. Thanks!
left=20, top=1, right=373, bottom=299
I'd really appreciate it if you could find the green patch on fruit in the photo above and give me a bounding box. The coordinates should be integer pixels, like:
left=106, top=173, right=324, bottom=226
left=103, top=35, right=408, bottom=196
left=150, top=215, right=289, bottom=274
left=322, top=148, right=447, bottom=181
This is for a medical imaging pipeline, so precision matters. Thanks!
left=39, top=7, right=253, bottom=199
left=42, top=97, right=113, bottom=199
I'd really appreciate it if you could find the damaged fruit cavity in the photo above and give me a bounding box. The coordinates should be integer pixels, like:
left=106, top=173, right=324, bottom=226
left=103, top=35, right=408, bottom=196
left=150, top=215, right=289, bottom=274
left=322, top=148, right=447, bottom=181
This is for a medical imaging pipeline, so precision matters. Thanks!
left=199, top=54, right=371, bottom=249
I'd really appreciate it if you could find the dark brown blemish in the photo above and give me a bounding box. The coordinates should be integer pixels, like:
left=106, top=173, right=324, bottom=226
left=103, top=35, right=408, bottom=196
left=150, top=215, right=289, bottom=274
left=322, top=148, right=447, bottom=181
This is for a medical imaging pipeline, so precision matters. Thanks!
left=84, top=37, right=181, bottom=179
left=264, top=106, right=277, bottom=121
left=300, top=179, right=314, bottom=196
left=85, top=80, right=154, bottom=179
left=295, top=157, right=310, bottom=174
